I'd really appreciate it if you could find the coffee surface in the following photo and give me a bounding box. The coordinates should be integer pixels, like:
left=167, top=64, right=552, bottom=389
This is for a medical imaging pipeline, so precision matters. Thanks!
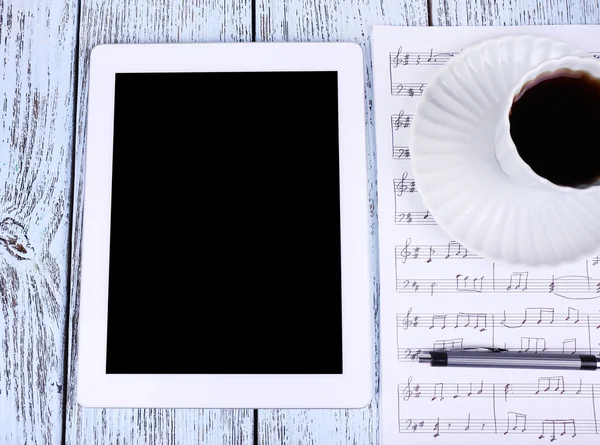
left=509, top=70, right=600, bottom=187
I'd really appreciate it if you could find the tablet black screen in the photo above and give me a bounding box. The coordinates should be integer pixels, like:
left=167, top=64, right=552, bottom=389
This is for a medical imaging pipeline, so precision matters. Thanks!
left=106, top=71, right=343, bottom=374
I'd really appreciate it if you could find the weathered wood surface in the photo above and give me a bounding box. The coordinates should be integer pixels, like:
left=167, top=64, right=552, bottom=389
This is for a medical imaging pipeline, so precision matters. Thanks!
left=64, top=1, right=254, bottom=444
left=0, top=0, right=77, bottom=444
left=5, top=0, right=600, bottom=443
left=255, top=0, right=428, bottom=444
left=432, top=0, right=600, bottom=25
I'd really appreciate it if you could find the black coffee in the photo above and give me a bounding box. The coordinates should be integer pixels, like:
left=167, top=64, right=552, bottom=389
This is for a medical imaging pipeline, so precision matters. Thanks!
left=509, top=70, right=600, bottom=187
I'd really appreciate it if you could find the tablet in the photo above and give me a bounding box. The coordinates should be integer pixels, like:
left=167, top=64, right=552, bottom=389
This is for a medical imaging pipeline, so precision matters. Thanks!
left=77, top=42, right=372, bottom=408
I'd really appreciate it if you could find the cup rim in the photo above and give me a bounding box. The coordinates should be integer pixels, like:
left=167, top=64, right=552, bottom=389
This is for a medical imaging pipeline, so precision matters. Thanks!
left=500, top=55, right=600, bottom=194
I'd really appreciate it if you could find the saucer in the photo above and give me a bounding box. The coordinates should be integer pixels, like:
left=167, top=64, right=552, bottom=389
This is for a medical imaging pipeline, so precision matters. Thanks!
left=410, top=35, right=600, bottom=268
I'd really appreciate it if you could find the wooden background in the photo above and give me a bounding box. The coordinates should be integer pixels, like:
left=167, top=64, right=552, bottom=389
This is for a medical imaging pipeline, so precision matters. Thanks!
left=1, top=0, right=599, bottom=443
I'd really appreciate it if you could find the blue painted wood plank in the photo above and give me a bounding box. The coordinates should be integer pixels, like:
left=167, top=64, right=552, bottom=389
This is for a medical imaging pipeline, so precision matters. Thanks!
left=65, top=1, right=254, bottom=444
left=432, top=0, right=600, bottom=26
left=255, top=0, right=428, bottom=443
left=0, top=0, right=79, bottom=443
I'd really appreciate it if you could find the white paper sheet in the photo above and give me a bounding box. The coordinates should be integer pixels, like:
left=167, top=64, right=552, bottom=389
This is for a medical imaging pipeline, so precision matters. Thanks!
left=372, top=25, right=600, bottom=444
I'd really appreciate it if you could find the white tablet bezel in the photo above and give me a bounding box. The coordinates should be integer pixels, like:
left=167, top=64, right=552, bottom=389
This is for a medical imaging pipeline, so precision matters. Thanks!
left=78, top=42, right=372, bottom=408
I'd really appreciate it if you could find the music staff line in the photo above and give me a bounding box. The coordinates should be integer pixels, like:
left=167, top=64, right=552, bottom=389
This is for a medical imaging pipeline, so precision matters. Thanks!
left=396, top=238, right=482, bottom=263
left=400, top=377, right=594, bottom=401
left=397, top=377, right=599, bottom=439
left=399, top=331, right=593, bottom=362
left=398, top=345, right=598, bottom=363
left=390, top=82, right=426, bottom=96
left=389, top=47, right=458, bottom=67
left=389, top=53, right=600, bottom=100
left=393, top=180, right=434, bottom=224
left=391, top=111, right=413, bottom=129
left=394, top=173, right=418, bottom=196
left=390, top=109, right=412, bottom=159
left=397, top=275, right=600, bottom=298
left=395, top=211, right=435, bottom=225
left=393, top=146, right=410, bottom=159
left=390, top=50, right=600, bottom=68
left=398, top=308, right=600, bottom=330
left=398, top=416, right=590, bottom=438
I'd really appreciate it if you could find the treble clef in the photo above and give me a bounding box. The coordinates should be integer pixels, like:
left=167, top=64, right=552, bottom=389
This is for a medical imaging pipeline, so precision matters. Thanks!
left=403, top=376, right=414, bottom=401
left=396, top=171, right=409, bottom=197
left=393, top=110, right=405, bottom=130
left=399, top=238, right=412, bottom=264
left=402, top=307, right=414, bottom=330
left=392, top=46, right=403, bottom=68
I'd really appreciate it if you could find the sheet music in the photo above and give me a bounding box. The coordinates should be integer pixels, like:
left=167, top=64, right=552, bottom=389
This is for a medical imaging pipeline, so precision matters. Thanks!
left=372, top=25, right=600, bottom=444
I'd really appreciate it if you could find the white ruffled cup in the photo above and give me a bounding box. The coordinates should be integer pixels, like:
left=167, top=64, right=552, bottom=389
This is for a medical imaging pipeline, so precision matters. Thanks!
left=495, top=55, right=600, bottom=194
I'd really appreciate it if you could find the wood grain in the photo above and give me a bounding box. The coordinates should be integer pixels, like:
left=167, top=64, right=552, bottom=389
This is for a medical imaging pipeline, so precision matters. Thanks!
left=432, top=0, right=600, bottom=25
left=255, top=0, right=428, bottom=444
left=65, top=1, right=254, bottom=444
left=0, top=0, right=78, bottom=444
left=7, top=0, right=597, bottom=443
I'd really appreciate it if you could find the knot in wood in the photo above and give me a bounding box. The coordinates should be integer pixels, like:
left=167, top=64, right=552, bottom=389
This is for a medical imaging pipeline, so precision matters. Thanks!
left=0, top=217, right=34, bottom=261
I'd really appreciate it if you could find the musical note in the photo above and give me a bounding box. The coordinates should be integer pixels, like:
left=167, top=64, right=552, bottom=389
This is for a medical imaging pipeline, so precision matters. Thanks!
left=426, top=246, right=435, bottom=263
left=432, top=383, right=444, bottom=401
left=455, top=275, right=484, bottom=293
left=562, top=338, right=577, bottom=354
left=507, top=271, right=529, bottom=291
left=454, top=312, right=487, bottom=331
left=524, top=308, right=555, bottom=325
left=541, top=419, right=576, bottom=440
left=430, top=281, right=437, bottom=296
left=433, top=417, right=440, bottom=437
left=536, top=376, right=565, bottom=395
left=505, top=412, right=527, bottom=434
left=445, top=241, right=467, bottom=259
left=433, top=338, right=463, bottom=351
left=453, top=383, right=460, bottom=399
left=520, top=337, right=547, bottom=353
left=430, top=314, right=447, bottom=329
left=566, top=307, right=580, bottom=323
